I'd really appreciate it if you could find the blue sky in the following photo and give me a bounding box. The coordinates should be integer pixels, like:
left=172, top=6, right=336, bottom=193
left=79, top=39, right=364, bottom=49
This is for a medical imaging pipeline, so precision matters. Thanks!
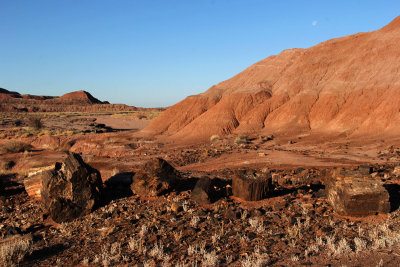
left=0, top=1, right=399, bottom=107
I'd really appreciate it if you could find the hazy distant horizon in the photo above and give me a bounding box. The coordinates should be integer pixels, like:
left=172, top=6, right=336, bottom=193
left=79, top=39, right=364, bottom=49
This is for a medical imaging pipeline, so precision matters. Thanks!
left=1, top=0, right=399, bottom=108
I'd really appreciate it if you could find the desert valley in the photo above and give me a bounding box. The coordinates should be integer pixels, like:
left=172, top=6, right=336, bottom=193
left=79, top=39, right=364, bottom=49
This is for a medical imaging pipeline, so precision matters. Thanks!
left=1, top=15, right=400, bottom=267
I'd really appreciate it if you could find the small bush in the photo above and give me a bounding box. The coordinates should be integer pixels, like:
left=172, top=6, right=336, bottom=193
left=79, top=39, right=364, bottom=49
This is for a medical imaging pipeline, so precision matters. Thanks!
left=234, top=135, right=248, bottom=145
left=0, top=234, right=32, bottom=266
left=210, top=135, right=220, bottom=142
left=27, top=117, right=43, bottom=130
left=0, top=141, right=32, bottom=154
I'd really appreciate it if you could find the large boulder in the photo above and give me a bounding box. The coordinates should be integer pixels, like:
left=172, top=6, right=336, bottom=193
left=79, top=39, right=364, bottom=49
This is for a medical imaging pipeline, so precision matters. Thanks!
left=131, top=158, right=180, bottom=197
left=327, top=169, right=390, bottom=216
left=40, top=153, right=103, bottom=223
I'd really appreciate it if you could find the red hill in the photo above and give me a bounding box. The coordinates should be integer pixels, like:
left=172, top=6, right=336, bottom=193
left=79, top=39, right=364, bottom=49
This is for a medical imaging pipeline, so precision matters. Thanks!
left=143, top=16, right=400, bottom=142
left=60, top=90, right=103, bottom=104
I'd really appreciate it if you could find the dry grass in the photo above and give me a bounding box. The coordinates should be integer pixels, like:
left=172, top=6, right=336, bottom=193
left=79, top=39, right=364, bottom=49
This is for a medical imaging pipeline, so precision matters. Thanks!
left=0, top=234, right=32, bottom=266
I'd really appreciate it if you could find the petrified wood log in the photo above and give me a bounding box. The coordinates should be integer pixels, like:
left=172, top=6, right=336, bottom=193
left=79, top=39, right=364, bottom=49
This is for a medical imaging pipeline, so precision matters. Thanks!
left=24, top=174, right=42, bottom=201
left=232, top=171, right=272, bottom=201
left=41, top=153, right=103, bottom=223
left=327, top=172, right=390, bottom=216
left=131, top=158, right=180, bottom=197
left=23, top=166, right=54, bottom=201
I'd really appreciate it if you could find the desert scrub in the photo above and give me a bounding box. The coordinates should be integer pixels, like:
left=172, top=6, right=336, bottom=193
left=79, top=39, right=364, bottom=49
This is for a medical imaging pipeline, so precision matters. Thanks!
left=0, top=141, right=32, bottom=154
left=0, top=234, right=32, bottom=266
left=210, top=135, right=220, bottom=142
left=27, top=116, right=43, bottom=130
left=234, top=135, right=248, bottom=145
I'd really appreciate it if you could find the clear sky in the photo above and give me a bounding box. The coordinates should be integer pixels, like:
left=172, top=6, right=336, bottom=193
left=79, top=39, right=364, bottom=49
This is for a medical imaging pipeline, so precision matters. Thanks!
left=0, top=1, right=399, bottom=107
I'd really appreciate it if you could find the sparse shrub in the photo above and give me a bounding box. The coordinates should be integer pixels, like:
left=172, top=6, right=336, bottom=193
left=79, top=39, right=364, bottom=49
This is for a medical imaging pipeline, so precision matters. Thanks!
left=27, top=117, right=43, bottom=130
left=334, top=238, right=351, bottom=255
left=234, top=135, right=248, bottom=145
left=210, top=135, right=220, bottom=142
left=174, top=230, right=183, bottom=242
left=139, top=224, right=148, bottom=238
left=0, top=234, right=32, bottom=266
left=202, top=250, right=218, bottom=266
left=0, top=141, right=32, bottom=154
left=225, top=254, right=233, bottom=264
left=241, top=252, right=266, bottom=267
left=353, top=237, right=367, bottom=253
left=190, top=216, right=200, bottom=227
left=149, top=241, right=166, bottom=260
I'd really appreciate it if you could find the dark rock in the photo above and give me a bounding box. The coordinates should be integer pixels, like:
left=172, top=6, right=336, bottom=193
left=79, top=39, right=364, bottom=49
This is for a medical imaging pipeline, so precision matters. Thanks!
left=232, top=170, right=273, bottom=201
left=41, top=153, right=103, bottom=223
left=131, top=158, right=180, bottom=197
left=191, top=176, right=215, bottom=204
left=326, top=172, right=390, bottom=216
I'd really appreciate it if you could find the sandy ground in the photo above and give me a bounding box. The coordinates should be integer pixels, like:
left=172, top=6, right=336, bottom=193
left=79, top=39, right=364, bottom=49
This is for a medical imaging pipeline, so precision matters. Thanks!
left=93, top=116, right=151, bottom=130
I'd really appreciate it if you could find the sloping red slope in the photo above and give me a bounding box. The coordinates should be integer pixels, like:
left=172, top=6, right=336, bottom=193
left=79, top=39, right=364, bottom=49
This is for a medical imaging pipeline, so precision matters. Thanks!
left=143, top=16, right=400, bottom=142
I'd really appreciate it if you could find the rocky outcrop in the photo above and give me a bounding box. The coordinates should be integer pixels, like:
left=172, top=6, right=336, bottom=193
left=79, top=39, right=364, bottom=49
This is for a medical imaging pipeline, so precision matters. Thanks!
left=326, top=169, right=390, bottom=216
left=131, top=158, right=180, bottom=197
left=40, top=153, right=103, bottom=223
left=144, top=16, right=400, bottom=142
left=232, top=171, right=273, bottom=201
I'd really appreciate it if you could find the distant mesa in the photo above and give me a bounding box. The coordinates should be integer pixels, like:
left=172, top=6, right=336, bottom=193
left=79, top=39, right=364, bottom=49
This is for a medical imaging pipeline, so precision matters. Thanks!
left=60, top=90, right=103, bottom=104
left=0, top=88, right=137, bottom=112
left=143, top=16, right=400, bottom=142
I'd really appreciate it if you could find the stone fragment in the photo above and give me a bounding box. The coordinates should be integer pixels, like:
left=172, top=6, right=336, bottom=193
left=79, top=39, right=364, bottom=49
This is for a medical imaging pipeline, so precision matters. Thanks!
left=393, top=166, right=400, bottom=177
left=191, top=176, right=215, bottom=204
left=41, top=153, right=103, bottom=223
left=232, top=171, right=273, bottom=201
left=327, top=173, right=390, bottom=216
left=131, top=158, right=179, bottom=197
left=170, top=202, right=182, bottom=212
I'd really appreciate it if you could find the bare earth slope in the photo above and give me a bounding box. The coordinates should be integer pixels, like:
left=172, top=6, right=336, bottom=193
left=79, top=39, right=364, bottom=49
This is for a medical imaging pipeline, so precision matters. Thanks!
left=143, top=16, right=400, bottom=142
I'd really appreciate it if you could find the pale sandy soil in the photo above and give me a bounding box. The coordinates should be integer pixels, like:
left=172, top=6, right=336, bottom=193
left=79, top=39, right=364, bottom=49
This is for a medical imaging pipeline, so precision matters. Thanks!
left=93, top=116, right=151, bottom=130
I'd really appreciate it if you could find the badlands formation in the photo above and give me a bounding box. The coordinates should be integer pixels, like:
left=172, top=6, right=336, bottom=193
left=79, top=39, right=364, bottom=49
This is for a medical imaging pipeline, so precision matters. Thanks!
left=2, top=16, right=400, bottom=267
left=144, top=16, right=400, bottom=142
